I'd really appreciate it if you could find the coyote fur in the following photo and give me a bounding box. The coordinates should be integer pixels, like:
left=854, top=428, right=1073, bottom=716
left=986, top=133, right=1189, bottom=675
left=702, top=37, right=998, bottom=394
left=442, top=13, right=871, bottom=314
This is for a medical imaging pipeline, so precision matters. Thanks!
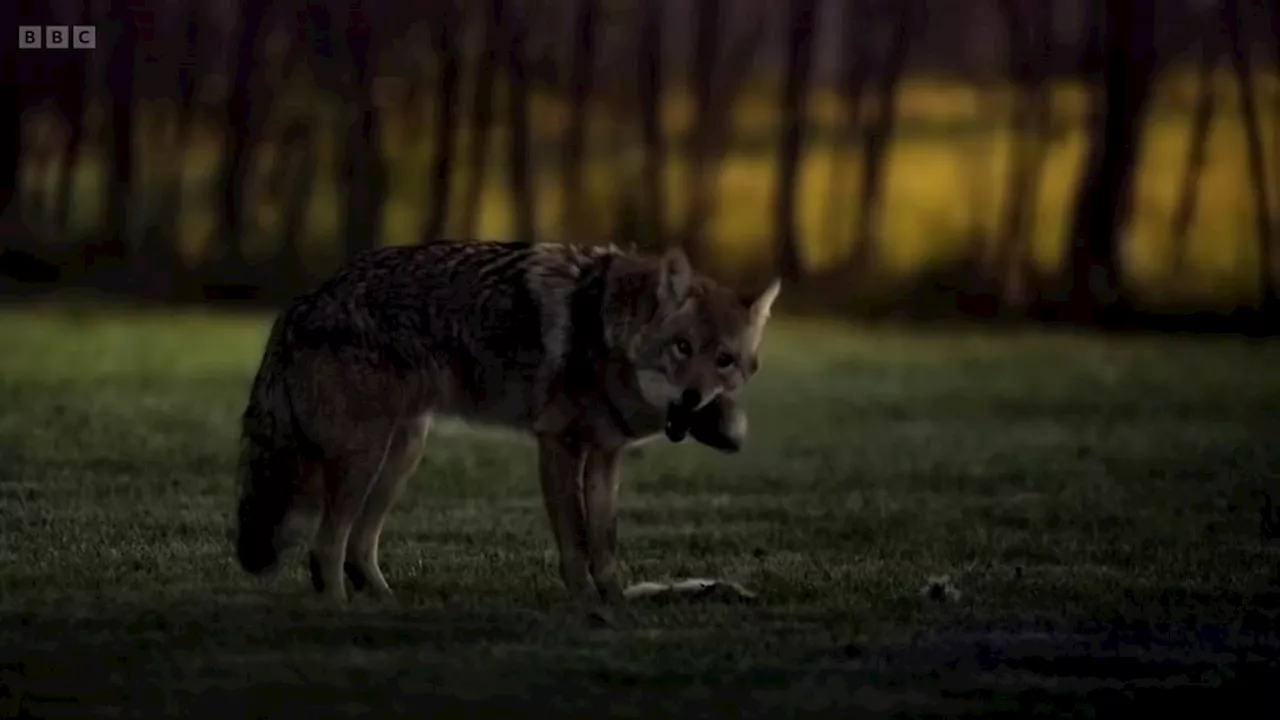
left=233, top=239, right=780, bottom=605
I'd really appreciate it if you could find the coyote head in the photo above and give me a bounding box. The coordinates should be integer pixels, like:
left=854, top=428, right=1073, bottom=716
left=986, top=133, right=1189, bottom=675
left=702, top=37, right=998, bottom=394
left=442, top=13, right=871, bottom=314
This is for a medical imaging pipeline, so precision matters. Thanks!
left=606, top=248, right=780, bottom=437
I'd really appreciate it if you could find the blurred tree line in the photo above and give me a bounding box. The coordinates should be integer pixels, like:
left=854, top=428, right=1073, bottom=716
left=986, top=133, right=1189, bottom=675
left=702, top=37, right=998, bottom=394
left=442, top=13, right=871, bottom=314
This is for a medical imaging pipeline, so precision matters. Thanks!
left=1, top=0, right=1278, bottom=330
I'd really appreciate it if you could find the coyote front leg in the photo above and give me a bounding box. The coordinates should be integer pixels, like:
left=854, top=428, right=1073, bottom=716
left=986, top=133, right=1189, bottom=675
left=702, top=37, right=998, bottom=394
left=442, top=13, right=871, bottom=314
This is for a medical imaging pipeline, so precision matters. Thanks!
left=583, top=447, right=624, bottom=603
left=536, top=435, right=594, bottom=602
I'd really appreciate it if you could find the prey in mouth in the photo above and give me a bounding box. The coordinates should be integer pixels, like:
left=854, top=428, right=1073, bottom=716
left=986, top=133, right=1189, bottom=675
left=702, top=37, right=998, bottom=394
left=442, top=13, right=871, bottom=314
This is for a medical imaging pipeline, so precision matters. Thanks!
left=664, top=388, right=704, bottom=442
left=664, top=390, right=748, bottom=454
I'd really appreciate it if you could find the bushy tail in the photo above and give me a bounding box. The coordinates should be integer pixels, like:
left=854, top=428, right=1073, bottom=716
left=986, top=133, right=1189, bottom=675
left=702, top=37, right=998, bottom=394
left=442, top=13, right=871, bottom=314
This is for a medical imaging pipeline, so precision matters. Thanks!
left=234, top=307, right=312, bottom=575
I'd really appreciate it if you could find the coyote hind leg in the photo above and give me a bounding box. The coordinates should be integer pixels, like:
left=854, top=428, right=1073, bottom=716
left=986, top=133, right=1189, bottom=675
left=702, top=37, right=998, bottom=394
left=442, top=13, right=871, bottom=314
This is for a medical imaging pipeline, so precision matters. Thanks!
left=344, top=416, right=430, bottom=600
left=308, top=426, right=396, bottom=603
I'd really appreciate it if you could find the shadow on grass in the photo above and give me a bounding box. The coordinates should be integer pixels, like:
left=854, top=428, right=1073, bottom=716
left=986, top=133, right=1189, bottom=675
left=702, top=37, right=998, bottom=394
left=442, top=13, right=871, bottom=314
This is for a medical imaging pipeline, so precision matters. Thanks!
left=3, top=593, right=1279, bottom=717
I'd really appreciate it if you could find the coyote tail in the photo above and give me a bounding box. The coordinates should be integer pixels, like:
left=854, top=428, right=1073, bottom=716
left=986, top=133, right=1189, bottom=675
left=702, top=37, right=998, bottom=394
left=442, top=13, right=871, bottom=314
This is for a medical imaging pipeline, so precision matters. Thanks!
left=234, top=306, right=312, bottom=575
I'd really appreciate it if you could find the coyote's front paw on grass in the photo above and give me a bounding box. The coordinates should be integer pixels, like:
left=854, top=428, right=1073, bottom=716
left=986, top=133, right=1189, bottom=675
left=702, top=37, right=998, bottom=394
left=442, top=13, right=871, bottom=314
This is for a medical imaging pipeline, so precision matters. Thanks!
left=596, top=577, right=627, bottom=606
left=585, top=605, right=618, bottom=628
left=343, top=561, right=399, bottom=604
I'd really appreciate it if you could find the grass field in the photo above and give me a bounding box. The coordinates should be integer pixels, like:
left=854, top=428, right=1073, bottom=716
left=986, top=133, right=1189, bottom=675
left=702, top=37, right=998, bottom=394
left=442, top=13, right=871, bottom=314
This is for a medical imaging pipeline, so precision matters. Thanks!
left=2, top=305, right=1280, bottom=716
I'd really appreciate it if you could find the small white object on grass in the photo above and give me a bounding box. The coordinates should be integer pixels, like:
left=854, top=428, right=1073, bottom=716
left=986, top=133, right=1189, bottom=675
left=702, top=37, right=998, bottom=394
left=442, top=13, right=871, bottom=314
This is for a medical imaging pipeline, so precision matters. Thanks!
left=623, top=578, right=758, bottom=602
left=919, top=574, right=962, bottom=603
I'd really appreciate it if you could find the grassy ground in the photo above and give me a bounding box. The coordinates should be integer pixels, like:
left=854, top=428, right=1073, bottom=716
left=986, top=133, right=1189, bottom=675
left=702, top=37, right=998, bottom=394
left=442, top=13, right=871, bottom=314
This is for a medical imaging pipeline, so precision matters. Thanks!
left=2, top=304, right=1279, bottom=716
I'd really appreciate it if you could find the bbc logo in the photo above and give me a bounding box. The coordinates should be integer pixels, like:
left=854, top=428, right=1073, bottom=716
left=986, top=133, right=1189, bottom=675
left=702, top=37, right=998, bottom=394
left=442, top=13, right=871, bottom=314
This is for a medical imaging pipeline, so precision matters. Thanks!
left=18, top=26, right=96, bottom=50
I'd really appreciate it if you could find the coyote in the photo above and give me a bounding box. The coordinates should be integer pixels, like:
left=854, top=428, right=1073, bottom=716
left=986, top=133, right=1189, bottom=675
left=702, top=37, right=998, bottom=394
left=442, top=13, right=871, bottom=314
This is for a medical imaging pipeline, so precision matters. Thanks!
left=233, top=239, right=779, bottom=605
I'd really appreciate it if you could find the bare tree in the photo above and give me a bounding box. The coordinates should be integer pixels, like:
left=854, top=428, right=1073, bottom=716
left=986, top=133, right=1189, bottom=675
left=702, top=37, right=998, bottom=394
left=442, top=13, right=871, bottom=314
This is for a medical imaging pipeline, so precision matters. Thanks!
left=1222, top=0, right=1277, bottom=314
left=115, top=0, right=202, bottom=292
left=1063, top=0, right=1158, bottom=324
left=821, top=0, right=871, bottom=253
left=53, top=0, right=94, bottom=237
left=274, top=121, right=316, bottom=289
left=1168, top=13, right=1219, bottom=278
left=101, top=0, right=139, bottom=262
left=216, top=0, right=270, bottom=271
left=680, top=0, right=764, bottom=266
left=560, top=0, right=600, bottom=240
left=338, top=0, right=387, bottom=257
left=1269, top=2, right=1280, bottom=225
left=849, top=0, right=916, bottom=274
left=6, top=2, right=57, bottom=231
left=682, top=0, right=723, bottom=266
left=773, top=0, right=820, bottom=282
left=459, top=0, right=503, bottom=239
left=636, top=0, right=667, bottom=247
left=1077, top=0, right=1105, bottom=82
left=993, top=0, right=1055, bottom=308
left=149, top=2, right=202, bottom=252
left=421, top=0, right=461, bottom=242
left=506, top=0, right=537, bottom=241
left=174, top=3, right=201, bottom=199
left=959, top=1, right=999, bottom=258
left=0, top=1, right=21, bottom=233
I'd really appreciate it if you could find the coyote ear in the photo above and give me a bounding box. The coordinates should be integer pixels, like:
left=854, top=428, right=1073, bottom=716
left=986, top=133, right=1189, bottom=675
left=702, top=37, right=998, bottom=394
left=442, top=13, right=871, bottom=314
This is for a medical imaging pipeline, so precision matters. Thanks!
left=743, top=278, right=781, bottom=324
left=658, top=248, right=693, bottom=306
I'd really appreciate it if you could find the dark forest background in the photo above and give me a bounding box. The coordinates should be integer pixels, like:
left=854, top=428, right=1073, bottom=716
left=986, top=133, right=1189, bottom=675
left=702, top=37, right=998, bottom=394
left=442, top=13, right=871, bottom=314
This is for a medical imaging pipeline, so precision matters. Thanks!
left=2, top=0, right=1279, bottom=330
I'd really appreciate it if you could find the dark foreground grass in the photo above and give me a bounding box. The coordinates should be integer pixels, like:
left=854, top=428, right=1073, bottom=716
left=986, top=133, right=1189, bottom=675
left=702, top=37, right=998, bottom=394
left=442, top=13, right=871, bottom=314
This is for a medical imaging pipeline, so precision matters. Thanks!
left=2, top=305, right=1279, bottom=717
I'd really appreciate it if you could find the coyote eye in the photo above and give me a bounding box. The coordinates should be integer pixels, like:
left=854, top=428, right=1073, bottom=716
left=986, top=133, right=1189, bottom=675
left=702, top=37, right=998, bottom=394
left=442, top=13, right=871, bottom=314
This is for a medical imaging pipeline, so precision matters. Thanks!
left=716, top=352, right=736, bottom=369
left=672, top=338, right=693, bottom=357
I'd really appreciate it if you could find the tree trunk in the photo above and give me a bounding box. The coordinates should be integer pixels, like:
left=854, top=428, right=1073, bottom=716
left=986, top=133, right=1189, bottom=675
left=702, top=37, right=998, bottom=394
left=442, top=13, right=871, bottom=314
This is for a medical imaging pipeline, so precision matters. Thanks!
left=680, top=2, right=762, bottom=267
left=505, top=1, right=537, bottom=241
left=217, top=0, right=269, bottom=271
left=175, top=4, right=200, bottom=186
left=994, top=0, right=1054, bottom=308
left=1063, top=0, right=1158, bottom=325
left=54, top=1, right=93, bottom=237
left=849, top=0, right=915, bottom=274
left=821, top=0, right=870, bottom=255
left=102, top=0, right=138, bottom=263
left=11, top=2, right=59, bottom=231
left=773, top=0, right=819, bottom=282
left=152, top=2, right=201, bottom=262
left=421, top=0, right=461, bottom=242
left=1078, top=0, right=1105, bottom=83
left=636, top=0, right=667, bottom=248
left=1269, top=2, right=1280, bottom=238
left=681, top=0, right=723, bottom=266
left=276, top=122, right=315, bottom=291
left=1168, top=24, right=1218, bottom=278
left=561, top=0, right=599, bottom=241
left=0, top=0, right=22, bottom=232
left=459, top=0, right=502, bottom=239
left=340, top=0, right=387, bottom=258
left=959, top=3, right=996, bottom=259
left=1222, top=0, right=1277, bottom=314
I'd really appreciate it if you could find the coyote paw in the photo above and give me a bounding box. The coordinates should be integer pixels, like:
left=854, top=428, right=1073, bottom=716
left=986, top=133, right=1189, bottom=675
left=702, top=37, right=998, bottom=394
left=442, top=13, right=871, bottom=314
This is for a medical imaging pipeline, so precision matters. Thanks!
left=344, top=560, right=397, bottom=603
left=586, top=605, right=617, bottom=628
left=596, top=578, right=627, bottom=606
